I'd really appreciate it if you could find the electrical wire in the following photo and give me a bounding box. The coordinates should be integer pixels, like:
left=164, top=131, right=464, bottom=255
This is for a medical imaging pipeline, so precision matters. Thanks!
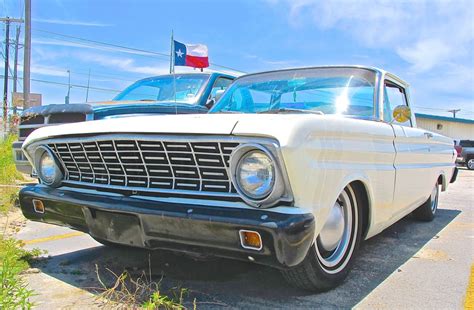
left=34, top=28, right=247, bottom=73
left=1, top=74, right=122, bottom=93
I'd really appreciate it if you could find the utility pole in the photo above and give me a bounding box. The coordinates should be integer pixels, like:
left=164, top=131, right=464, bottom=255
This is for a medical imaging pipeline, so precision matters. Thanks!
left=23, top=0, right=31, bottom=111
left=65, top=70, right=71, bottom=104
left=2, top=18, right=10, bottom=133
left=85, top=68, right=91, bottom=102
left=13, top=26, right=21, bottom=93
left=1, top=17, right=23, bottom=133
left=447, top=109, right=461, bottom=118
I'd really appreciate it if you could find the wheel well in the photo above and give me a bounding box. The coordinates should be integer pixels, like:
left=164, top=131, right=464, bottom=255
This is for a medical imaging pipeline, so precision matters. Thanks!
left=350, top=181, right=370, bottom=240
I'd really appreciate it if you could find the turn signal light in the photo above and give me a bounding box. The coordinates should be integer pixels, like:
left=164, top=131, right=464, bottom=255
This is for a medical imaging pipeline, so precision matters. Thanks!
left=32, top=199, right=45, bottom=214
left=239, top=230, right=262, bottom=250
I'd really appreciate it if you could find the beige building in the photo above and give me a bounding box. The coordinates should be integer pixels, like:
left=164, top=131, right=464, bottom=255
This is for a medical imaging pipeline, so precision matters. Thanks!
left=415, top=113, right=474, bottom=140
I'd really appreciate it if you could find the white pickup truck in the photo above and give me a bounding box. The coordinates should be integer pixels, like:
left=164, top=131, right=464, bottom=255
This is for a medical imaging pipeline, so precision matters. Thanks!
left=18, top=66, right=457, bottom=291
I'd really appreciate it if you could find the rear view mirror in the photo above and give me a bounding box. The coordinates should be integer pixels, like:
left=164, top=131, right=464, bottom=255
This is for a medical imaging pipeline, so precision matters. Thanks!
left=214, top=89, right=225, bottom=102
left=392, top=105, right=411, bottom=123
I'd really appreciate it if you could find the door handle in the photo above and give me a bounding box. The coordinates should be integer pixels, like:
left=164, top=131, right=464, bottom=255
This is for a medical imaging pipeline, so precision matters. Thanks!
left=424, top=132, right=433, bottom=139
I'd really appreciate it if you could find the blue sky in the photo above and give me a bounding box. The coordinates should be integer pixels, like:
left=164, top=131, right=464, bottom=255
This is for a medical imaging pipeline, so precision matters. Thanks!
left=1, top=0, right=473, bottom=119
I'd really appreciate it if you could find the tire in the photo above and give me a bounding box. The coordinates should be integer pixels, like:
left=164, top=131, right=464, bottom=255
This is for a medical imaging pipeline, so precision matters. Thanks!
left=281, top=184, right=363, bottom=291
left=467, top=158, right=474, bottom=170
left=412, top=182, right=440, bottom=222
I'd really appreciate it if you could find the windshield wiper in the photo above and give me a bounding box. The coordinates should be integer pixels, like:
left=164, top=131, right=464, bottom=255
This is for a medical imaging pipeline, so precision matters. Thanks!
left=212, top=110, right=240, bottom=114
left=257, top=108, right=324, bottom=115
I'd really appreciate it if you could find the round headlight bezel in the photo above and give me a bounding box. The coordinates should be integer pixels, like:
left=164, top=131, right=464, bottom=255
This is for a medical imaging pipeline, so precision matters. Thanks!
left=236, top=150, right=275, bottom=200
left=34, top=146, right=63, bottom=187
left=230, top=144, right=285, bottom=208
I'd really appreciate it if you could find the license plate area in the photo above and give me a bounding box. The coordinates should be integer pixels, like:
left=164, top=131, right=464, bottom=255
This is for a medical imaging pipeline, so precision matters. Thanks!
left=84, top=209, right=143, bottom=247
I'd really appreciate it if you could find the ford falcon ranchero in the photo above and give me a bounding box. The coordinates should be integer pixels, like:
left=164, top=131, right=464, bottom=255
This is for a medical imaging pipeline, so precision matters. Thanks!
left=18, top=66, right=457, bottom=291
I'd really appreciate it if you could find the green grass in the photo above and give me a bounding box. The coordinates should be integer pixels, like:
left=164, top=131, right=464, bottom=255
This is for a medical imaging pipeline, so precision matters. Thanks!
left=0, top=135, right=39, bottom=309
left=0, top=236, right=43, bottom=309
left=0, top=134, right=24, bottom=185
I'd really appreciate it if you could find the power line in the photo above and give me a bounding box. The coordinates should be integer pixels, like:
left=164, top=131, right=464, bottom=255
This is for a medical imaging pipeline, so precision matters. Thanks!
left=1, top=74, right=122, bottom=93
left=33, top=28, right=247, bottom=73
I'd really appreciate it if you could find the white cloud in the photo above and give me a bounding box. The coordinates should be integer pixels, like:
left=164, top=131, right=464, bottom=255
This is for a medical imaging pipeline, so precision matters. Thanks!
left=75, top=52, right=170, bottom=75
left=276, top=0, right=474, bottom=73
left=33, top=18, right=112, bottom=27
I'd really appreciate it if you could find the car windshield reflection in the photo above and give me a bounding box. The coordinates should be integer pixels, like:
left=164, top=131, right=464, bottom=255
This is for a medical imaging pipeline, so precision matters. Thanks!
left=114, top=74, right=210, bottom=104
left=211, top=67, right=376, bottom=117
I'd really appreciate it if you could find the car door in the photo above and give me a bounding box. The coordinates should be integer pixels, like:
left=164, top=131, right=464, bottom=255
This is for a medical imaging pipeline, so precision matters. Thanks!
left=384, top=78, right=434, bottom=217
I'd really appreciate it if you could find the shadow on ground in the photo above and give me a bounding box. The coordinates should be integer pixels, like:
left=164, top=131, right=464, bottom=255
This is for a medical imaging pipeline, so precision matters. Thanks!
left=32, top=208, right=460, bottom=309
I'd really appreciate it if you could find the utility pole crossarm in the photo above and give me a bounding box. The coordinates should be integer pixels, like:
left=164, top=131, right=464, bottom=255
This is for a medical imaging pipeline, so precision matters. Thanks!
left=447, top=109, right=461, bottom=118
left=0, top=18, right=24, bottom=23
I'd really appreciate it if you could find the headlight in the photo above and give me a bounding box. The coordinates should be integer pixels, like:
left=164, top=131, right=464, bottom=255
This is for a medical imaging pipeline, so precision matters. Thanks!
left=236, top=150, right=275, bottom=199
left=35, top=147, right=63, bottom=187
left=230, top=143, right=287, bottom=208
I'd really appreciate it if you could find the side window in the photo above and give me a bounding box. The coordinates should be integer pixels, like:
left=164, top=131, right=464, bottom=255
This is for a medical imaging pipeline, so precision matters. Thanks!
left=210, top=77, right=233, bottom=99
left=384, top=82, right=412, bottom=126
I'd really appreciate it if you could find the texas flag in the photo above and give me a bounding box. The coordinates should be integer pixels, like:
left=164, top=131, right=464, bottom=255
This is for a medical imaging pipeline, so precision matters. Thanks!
left=174, top=40, right=209, bottom=69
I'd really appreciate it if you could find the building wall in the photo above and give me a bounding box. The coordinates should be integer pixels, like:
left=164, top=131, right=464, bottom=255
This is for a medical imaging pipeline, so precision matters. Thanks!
left=417, top=117, right=474, bottom=140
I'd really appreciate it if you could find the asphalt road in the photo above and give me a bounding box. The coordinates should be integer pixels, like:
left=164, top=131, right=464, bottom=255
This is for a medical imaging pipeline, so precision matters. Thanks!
left=16, top=169, right=474, bottom=309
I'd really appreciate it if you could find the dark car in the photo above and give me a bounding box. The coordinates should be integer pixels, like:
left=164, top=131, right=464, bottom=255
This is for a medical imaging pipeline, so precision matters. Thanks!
left=457, top=140, right=474, bottom=170
left=13, top=72, right=235, bottom=174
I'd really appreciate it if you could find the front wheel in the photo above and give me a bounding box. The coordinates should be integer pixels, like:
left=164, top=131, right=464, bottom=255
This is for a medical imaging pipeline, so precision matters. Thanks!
left=281, top=184, right=363, bottom=291
left=467, top=158, right=474, bottom=170
left=412, top=183, right=440, bottom=221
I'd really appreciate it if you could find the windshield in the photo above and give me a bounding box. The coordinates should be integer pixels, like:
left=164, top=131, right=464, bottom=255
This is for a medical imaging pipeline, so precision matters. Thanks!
left=211, top=68, right=376, bottom=117
left=114, top=74, right=210, bottom=104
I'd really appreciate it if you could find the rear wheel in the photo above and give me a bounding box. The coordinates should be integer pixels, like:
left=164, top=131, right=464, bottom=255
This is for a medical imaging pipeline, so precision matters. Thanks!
left=281, top=184, right=363, bottom=291
left=412, top=182, right=440, bottom=221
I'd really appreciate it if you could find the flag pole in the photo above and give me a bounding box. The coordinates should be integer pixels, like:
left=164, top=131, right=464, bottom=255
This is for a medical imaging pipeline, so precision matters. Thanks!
left=169, top=30, right=174, bottom=74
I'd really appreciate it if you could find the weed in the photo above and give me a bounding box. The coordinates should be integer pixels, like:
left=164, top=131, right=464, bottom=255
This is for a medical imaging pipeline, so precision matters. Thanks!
left=0, top=135, right=24, bottom=185
left=0, top=237, right=42, bottom=309
left=95, top=262, right=196, bottom=309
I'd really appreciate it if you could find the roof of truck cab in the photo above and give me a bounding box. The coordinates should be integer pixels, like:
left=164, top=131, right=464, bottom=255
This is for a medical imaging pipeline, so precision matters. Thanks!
left=235, top=65, right=408, bottom=86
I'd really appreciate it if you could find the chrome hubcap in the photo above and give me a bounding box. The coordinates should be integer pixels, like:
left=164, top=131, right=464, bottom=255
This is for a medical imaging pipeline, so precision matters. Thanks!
left=468, top=159, right=474, bottom=170
left=316, top=188, right=357, bottom=273
left=319, top=202, right=345, bottom=252
left=431, top=184, right=439, bottom=213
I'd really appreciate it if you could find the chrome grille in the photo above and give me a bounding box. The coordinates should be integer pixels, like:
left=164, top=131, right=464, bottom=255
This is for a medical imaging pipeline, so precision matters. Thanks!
left=48, top=139, right=240, bottom=196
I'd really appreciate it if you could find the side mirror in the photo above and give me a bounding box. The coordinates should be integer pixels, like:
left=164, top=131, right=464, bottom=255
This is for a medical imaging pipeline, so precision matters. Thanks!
left=214, top=89, right=225, bottom=102
left=205, top=98, right=215, bottom=110
left=392, top=105, right=411, bottom=123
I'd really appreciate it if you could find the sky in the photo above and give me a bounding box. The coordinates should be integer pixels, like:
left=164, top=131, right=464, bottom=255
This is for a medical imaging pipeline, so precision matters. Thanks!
left=1, top=0, right=473, bottom=119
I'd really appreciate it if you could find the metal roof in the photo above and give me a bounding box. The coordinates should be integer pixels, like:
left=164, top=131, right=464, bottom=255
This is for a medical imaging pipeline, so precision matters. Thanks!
left=415, top=113, right=474, bottom=125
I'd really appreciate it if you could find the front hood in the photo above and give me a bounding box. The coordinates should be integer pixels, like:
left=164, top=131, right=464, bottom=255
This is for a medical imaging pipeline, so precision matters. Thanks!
left=22, top=100, right=200, bottom=116
left=89, top=100, right=198, bottom=110
left=23, top=113, right=321, bottom=148
left=22, top=103, right=93, bottom=116
left=23, top=114, right=241, bottom=147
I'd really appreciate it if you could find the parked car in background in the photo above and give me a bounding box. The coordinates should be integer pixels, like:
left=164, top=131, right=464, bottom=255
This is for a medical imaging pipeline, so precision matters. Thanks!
left=455, top=140, right=474, bottom=170
left=18, top=66, right=456, bottom=291
left=13, top=72, right=235, bottom=174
